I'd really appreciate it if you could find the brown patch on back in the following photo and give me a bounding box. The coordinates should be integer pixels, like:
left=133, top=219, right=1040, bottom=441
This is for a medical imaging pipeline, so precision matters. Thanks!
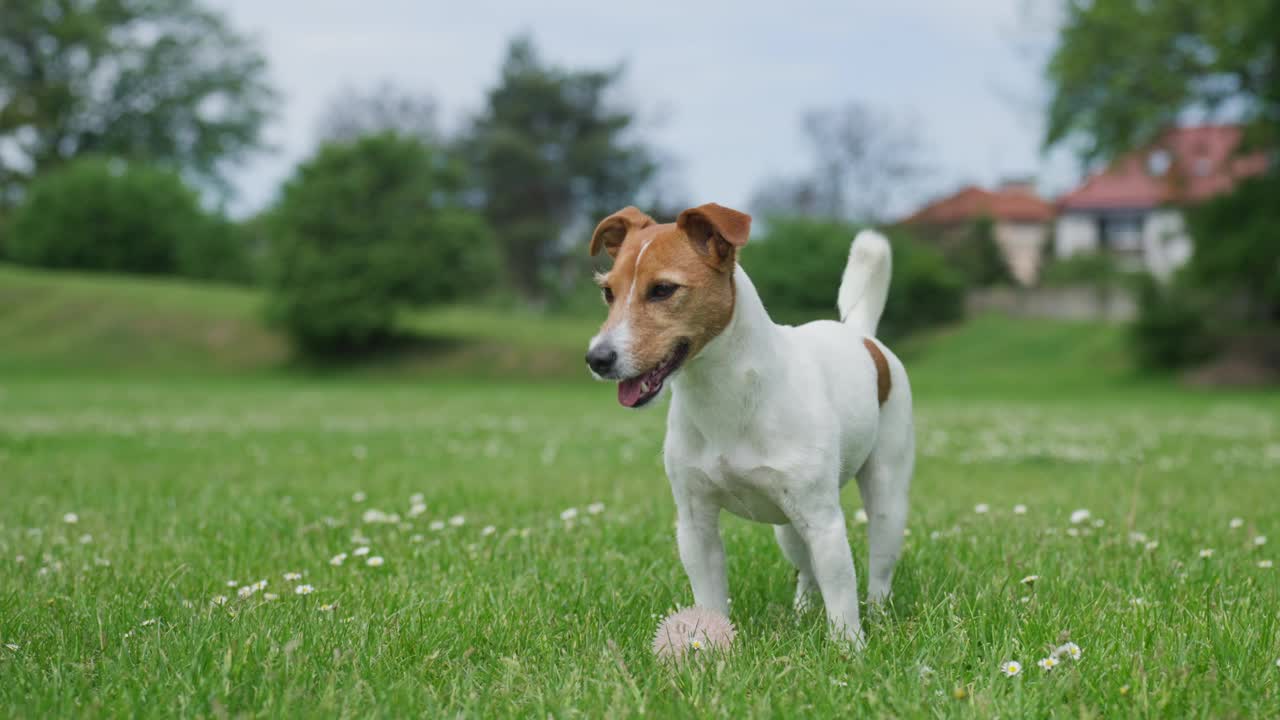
left=863, top=338, right=892, bottom=406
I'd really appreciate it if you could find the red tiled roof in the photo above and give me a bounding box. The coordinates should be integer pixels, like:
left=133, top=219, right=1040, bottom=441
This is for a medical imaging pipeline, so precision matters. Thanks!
left=901, top=185, right=1055, bottom=225
left=1059, top=125, right=1269, bottom=211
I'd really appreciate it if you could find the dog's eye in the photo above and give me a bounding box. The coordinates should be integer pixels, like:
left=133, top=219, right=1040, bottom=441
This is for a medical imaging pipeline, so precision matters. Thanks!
left=648, top=283, right=678, bottom=301
left=602, top=287, right=615, bottom=304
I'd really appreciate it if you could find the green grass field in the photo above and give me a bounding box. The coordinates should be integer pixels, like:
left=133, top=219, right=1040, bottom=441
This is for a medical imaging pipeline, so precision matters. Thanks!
left=2, top=265, right=1279, bottom=717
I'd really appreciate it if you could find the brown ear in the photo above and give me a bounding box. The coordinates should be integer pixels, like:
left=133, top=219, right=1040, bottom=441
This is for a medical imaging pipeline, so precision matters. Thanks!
left=589, top=206, right=655, bottom=258
left=677, top=203, right=752, bottom=270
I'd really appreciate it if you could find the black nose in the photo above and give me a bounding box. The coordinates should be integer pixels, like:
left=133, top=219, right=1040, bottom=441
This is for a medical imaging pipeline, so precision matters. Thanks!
left=586, top=347, right=617, bottom=375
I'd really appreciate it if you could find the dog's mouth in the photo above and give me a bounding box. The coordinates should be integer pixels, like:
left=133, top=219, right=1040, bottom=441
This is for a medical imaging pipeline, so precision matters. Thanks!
left=617, top=340, right=690, bottom=408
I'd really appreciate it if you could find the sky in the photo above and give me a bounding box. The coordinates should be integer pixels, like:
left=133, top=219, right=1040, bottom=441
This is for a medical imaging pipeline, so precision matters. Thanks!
left=209, top=0, right=1077, bottom=219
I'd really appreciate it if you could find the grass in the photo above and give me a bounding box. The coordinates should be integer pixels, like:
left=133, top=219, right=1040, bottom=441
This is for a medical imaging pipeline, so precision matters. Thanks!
left=2, top=265, right=1280, bottom=717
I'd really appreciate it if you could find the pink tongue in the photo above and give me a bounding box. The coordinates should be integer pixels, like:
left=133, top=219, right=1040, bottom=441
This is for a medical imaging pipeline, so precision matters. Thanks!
left=618, top=377, right=648, bottom=407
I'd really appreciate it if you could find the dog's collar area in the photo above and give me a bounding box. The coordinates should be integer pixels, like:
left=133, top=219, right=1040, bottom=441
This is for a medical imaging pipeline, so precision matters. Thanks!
left=617, top=340, right=690, bottom=408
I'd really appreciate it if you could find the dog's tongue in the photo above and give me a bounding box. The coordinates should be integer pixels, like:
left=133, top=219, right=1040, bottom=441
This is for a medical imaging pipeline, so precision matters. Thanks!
left=618, top=377, right=649, bottom=407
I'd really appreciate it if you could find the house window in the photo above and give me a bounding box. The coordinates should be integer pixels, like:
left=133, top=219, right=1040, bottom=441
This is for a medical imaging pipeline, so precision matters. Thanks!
left=1099, top=215, right=1144, bottom=256
left=1146, top=149, right=1172, bottom=176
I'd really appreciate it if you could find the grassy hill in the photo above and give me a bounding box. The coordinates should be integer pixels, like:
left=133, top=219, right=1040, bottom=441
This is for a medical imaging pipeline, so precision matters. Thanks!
left=1, top=262, right=1143, bottom=395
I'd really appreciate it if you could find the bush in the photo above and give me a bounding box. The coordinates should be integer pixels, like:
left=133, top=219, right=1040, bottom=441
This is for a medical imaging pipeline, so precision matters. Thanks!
left=266, top=133, right=499, bottom=354
left=742, top=216, right=965, bottom=340
left=1131, top=274, right=1215, bottom=370
left=6, top=157, right=243, bottom=278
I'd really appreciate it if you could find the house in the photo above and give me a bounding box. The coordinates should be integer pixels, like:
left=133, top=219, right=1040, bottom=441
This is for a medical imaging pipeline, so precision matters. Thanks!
left=1055, top=125, right=1269, bottom=279
left=900, top=180, right=1056, bottom=286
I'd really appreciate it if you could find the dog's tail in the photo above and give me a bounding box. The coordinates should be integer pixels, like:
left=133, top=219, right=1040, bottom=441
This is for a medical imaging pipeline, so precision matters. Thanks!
left=837, top=229, right=892, bottom=337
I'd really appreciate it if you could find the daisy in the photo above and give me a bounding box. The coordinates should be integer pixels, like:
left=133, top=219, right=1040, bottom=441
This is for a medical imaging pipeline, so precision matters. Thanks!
left=351, top=491, right=367, bottom=503
left=263, top=593, right=279, bottom=601
left=226, top=580, right=239, bottom=588
left=974, top=503, right=990, bottom=514
left=4, top=644, right=18, bottom=651
left=481, top=525, right=496, bottom=537
left=1144, top=540, right=1160, bottom=552
left=853, top=508, right=868, bottom=524
left=212, top=595, right=229, bottom=606
left=319, top=603, right=336, bottom=612
left=1258, top=560, right=1273, bottom=568
left=587, top=502, right=606, bottom=515
left=560, top=508, right=579, bottom=521
left=365, top=556, right=384, bottom=567
left=283, top=572, right=303, bottom=581
left=237, top=586, right=256, bottom=599
left=63, top=512, right=79, bottom=524
left=429, top=521, right=446, bottom=531
left=253, top=580, right=268, bottom=591
left=1013, top=504, right=1028, bottom=515
left=1056, top=642, right=1082, bottom=660
left=410, top=534, right=424, bottom=543
left=408, top=503, right=427, bottom=518
left=409, top=492, right=425, bottom=504
left=294, top=584, right=315, bottom=595
left=1255, top=536, right=1267, bottom=546
left=1130, top=597, right=1148, bottom=606
left=449, top=515, right=466, bottom=527
left=1129, top=531, right=1148, bottom=543
left=1020, top=575, right=1039, bottom=586
left=1037, top=656, right=1059, bottom=671
left=79, top=534, right=93, bottom=544
left=1199, top=548, right=1215, bottom=559
left=1069, top=509, right=1091, bottom=524
left=140, top=618, right=159, bottom=627
left=329, top=553, right=348, bottom=566
left=1000, top=660, right=1022, bottom=677
left=353, top=546, right=371, bottom=557
left=1229, top=517, right=1244, bottom=529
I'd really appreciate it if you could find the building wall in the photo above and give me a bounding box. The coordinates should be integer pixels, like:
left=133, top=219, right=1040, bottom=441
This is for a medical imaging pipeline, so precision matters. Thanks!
left=1055, top=213, right=1099, bottom=258
left=1141, top=209, right=1191, bottom=279
left=993, top=221, right=1048, bottom=286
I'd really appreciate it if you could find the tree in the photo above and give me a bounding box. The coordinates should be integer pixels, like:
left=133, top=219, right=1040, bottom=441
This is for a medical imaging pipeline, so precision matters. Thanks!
left=750, top=102, right=926, bottom=223
left=0, top=0, right=275, bottom=204
left=1045, top=0, right=1279, bottom=160
left=316, top=81, right=438, bottom=144
left=266, top=134, right=498, bottom=355
left=466, top=36, right=656, bottom=300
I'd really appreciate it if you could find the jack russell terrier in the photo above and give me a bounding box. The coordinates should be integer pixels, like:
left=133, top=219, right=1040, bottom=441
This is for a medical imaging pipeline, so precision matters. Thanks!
left=586, top=203, right=914, bottom=646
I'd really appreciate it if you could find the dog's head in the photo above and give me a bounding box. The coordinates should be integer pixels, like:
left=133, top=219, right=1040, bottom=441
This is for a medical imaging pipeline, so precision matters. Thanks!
left=585, top=202, right=751, bottom=408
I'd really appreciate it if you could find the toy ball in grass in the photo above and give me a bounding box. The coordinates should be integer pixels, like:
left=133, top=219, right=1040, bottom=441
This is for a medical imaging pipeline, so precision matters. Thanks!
left=652, top=606, right=736, bottom=663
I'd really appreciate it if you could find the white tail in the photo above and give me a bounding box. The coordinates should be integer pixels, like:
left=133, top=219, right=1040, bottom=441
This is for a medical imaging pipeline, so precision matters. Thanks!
left=837, top=230, right=892, bottom=336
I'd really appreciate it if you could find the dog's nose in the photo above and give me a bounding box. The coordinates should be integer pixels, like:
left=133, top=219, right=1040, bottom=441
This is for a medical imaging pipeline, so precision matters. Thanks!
left=586, top=346, right=617, bottom=375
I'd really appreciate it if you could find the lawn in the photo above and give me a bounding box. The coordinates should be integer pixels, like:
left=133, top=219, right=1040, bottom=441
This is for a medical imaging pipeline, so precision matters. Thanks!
left=2, top=267, right=1279, bottom=717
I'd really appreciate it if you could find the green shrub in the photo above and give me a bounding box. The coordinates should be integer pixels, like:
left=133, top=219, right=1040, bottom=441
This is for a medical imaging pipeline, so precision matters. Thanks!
left=1131, top=274, right=1214, bottom=370
left=6, top=157, right=241, bottom=277
left=742, top=216, right=965, bottom=340
left=266, top=133, right=499, bottom=354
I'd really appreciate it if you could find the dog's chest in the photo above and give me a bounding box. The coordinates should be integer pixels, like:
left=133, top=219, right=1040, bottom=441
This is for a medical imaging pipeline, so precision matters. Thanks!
left=666, top=432, right=816, bottom=525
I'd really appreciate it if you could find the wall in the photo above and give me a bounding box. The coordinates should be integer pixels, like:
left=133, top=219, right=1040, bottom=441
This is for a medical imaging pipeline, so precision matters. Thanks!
left=967, top=285, right=1137, bottom=322
left=1141, top=209, right=1191, bottom=279
left=994, top=221, right=1048, bottom=286
left=1055, top=213, right=1098, bottom=258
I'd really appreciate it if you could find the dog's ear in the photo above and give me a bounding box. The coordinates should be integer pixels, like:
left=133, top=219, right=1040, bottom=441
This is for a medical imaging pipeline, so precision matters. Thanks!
left=590, top=206, right=655, bottom=258
left=677, top=203, right=752, bottom=270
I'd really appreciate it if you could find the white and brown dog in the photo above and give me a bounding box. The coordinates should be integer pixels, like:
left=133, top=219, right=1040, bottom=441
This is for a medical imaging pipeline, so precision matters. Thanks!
left=586, top=203, right=914, bottom=646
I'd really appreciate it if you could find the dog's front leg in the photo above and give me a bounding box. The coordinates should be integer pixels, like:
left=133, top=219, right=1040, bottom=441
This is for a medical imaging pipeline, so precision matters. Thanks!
left=793, top=502, right=865, bottom=648
left=675, top=497, right=729, bottom=616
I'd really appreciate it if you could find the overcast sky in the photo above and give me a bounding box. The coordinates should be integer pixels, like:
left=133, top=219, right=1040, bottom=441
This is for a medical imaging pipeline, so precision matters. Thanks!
left=209, top=0, right=1076, bottom=218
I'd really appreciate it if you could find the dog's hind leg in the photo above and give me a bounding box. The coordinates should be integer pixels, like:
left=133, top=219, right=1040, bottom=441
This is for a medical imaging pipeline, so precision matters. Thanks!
left=774, top=523, right=817, bottom=611
left=857, top=409, right=915, bottom=607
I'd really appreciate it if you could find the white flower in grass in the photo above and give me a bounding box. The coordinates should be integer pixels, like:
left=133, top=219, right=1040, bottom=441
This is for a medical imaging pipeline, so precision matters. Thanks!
left=63, top=512, right=79, bottom=524
left=1229, top=517, right=1244, bottom=529
left=1000, top=660, right=1022, bottom=677
left=329, top=553, right=348, bottom=566
left=587, top=502, right=606, bottom=515
left=449, top=515, right=466, bottom=527
left=410, top=534, right=424, bottom=543
left=853, top=508, right=868, bottom=524
left=1275, top=658, right=1280, bottom=669
left=353, top=546, right=371, bottom=557
left=974, top=503, right=990, bottom=514
left=1013, top=504, right=1028, bottom=515
left=253, top=579, right=268, bottom=591
left=1066, top=527, right=1080, bottom=537
left=1145, top=540, right=1160, bottom=552
left=1092, top=518, right=1106, bottom=528
left=14, top=555, right=24, bottom=564
left=1199, top=548, right=1215, bottom=559
left=1258, top=560, right=1273, bottom=569
left=4, top=643, right=18, bottom=651
left=226, top=580, right=239, bottom=588
left=1055, top=642, right=1082, bottom=661
left=1037, top=656, right=1059, bottom=671
left=283, top=572, right=303, bottom=581
left=1254, top=536, right=1267, bottom=546
left=1020, top=575, right=1039, bottom=586
left=481, top=525, right=496, bottom=537
left=294, top=584, right=315, bottom=595
left=365, top=556, right=384, bottom=567
left=408, top=503, right=427, bottom=518
left=429, top=521, right=446, bottom=531
left=409, top=492, right=425, bottom=504
left=1129, top=531, right=1148, bottom=543
left=263, top=593, right=279, bottom=601
left=237, top=586, right=256, bottom=599
left=212, top=595, right=229, bottom=606
left=1130, top=597, right=1148, bottom=606
left=1069, top=509, right=1091, bottom=524
left=560, top=507, right=579, bottom=521
left=351, top=491, right=367, bottom=503
left=319, top=603, right=336, bottom=612
left=79, top=534, right=93, bottom=544
left=140, top=618, right=159, bottom=627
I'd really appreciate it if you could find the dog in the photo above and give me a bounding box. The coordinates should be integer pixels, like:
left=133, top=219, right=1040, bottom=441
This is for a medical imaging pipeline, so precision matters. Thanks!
left=585, top=203, right=914, bottom=646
